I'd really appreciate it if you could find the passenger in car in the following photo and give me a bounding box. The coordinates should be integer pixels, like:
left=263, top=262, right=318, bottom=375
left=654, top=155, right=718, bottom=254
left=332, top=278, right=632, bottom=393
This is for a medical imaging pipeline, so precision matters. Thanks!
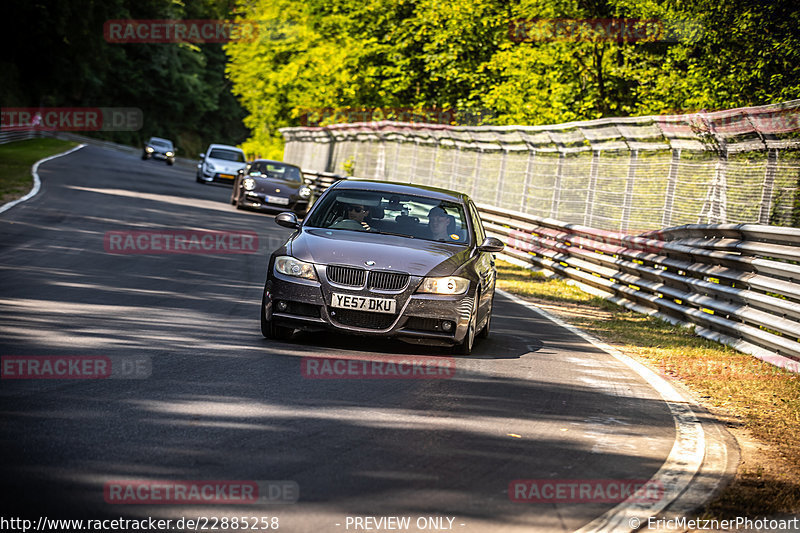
left=426, top=206, right=459, bottom=242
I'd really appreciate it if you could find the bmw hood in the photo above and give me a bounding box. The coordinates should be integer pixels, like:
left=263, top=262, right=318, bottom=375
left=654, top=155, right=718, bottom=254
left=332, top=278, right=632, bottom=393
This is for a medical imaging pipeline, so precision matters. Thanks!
left=288, top=228, right=469, bottom=277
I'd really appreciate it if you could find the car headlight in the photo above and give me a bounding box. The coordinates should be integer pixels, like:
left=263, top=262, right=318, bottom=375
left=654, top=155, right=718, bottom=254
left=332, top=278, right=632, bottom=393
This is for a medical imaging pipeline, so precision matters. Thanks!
left=243, top=177, right=256, bottom=191
left=206, top=162, right=215, bottom=171
left=145, top=146, right=154, bottom=153
left=274, top=256, right=317, bottom=280
left=166, top=151, right=174, bottom=157
left=416, top=276, right=469, bottom=295
left=299, top=186, right=311, bottom=199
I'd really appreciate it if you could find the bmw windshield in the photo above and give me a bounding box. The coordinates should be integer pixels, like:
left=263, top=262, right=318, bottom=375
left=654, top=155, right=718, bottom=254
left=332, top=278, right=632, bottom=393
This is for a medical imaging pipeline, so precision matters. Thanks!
left=304, top=189, right=470, bottom=245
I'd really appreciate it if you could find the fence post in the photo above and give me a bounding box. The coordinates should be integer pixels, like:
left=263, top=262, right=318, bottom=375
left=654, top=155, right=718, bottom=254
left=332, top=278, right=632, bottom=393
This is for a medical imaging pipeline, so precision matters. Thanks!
left=759, top=148, right=779, bottom=224
left=410, top=138, right=419, bottom=183
left=449, top=145, right=461, bottom=191
left=376, top=133, right=386, bottom=179
left=550, top=152, right=565, bottom=219
left=495, top=148, right=508, bottom=206
left=620, top=150, right=638, bottom=232
left=472, top=149, right=483, bottom=199
left=389, top=139, right=401, bottom=181
left=328, top=133, right=340, bottom=173
left=714, top=155, right=729, bottom=223
left=428, top=139, right=439, bottom=187
left=661, top=148, right=680, bottom=227
left=520, top=150, right=534, bottom=213
left=584, top=150, right=599, bottom=226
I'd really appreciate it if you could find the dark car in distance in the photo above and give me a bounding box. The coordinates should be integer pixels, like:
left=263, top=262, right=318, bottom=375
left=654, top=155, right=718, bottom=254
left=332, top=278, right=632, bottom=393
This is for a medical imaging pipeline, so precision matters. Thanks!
left=142, top=137, right=175, bottom=165
left=230, top=160, right=313, bottom=217
left=260, top=179, right=504, bottom=354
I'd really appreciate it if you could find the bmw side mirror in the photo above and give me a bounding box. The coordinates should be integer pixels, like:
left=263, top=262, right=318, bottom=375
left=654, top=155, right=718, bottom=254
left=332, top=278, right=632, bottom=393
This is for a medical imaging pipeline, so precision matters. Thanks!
left=275, top=212, right=300, bottom=229
left=478, top=236, right=504, bottom=253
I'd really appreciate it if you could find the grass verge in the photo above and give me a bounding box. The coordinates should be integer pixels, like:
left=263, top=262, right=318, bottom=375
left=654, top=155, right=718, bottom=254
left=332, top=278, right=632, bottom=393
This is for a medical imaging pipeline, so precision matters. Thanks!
left=495, top=259, right=800, bottom=518
left=0, top=137, right=78, bottom=205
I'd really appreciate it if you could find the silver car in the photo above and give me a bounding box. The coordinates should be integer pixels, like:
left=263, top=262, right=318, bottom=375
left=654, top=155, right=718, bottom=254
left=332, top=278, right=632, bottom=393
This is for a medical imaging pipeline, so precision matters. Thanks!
left=196, top=144, right=247, bottom=185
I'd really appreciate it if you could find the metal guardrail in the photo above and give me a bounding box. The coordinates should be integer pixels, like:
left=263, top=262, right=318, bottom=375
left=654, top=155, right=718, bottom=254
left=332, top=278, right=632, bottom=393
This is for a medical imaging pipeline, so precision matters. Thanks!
left=0, top=130, right=38, bottom=145
left=301, top=170, right=346, bottom=195
left=299, top=170, right=800, bottom=370
left=477, top=204, right=800, bottom=370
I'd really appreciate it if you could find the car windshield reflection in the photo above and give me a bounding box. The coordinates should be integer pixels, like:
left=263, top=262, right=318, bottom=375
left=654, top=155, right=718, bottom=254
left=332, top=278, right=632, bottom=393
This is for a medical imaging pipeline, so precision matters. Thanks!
left=304, top=190, right=470, bottom=245
left=209, top=149, right=246, bottom=162
left=247, top=162, right=302, bottom=182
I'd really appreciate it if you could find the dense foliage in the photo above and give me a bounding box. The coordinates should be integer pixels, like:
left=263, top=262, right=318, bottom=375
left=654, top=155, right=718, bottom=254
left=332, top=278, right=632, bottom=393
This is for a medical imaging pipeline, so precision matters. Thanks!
left=3, top=0, right=799, bottom=160
left=1, top=0, right=248, bottom=157
left=225, top=0, right=800, bottom=158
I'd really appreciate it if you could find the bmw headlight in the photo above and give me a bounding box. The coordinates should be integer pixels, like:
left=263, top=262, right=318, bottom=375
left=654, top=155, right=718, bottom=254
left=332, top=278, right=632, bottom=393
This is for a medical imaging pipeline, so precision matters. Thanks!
left=299, top=186, right=311, bottom=199
left=275, top=256, right=317, bottom=280
left=416, top=276, right=469, bottom=295
left=243, top=177, right=256, bottom=191
left=166, top=151, right=174, bottom=157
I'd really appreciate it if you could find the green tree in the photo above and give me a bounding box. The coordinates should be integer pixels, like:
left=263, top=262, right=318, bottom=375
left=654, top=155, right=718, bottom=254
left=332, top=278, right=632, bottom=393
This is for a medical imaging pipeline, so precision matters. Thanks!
left=2, top=0, right=248, bottom=156
left=224, top=0, right=800, bottom=156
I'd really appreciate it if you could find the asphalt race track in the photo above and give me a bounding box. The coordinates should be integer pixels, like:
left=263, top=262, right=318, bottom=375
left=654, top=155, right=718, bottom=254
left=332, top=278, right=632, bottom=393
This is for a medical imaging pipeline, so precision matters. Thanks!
left=0, top=145, right=726, bottom=532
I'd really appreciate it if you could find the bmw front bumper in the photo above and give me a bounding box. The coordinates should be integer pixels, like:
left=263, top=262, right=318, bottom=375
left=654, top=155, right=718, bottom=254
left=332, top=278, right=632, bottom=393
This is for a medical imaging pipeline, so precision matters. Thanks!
left=263, top=270, right=475, bottom=346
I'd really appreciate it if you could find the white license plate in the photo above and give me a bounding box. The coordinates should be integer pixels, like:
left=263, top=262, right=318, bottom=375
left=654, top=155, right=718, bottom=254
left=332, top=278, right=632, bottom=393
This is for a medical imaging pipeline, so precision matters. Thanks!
left=331, top=293, right=396, bottom=314
left=266, top=195, right=290, bottom=205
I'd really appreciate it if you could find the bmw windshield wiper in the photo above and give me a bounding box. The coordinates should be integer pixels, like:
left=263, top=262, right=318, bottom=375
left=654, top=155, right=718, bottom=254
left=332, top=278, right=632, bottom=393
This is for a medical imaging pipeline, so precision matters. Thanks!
left=375, top=231, right=414, bottom=238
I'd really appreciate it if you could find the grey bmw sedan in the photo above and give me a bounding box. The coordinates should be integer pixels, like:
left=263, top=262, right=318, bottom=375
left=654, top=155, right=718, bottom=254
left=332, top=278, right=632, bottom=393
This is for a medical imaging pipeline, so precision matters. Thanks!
left=261, top=179, right=504, bottom=354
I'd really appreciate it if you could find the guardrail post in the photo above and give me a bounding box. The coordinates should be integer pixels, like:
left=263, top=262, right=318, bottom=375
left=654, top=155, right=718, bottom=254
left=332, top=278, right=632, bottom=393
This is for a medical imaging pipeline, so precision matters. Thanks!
left=620, top=150, right=638, bottom=232
left=758, top=148, right=779, bottom=224
left=550, top=152, right=565, bottom=219
left=584, top=150, right=599, bottom=226
left=520, top=150, right=534, bottom=213
left=661, top=148, right=680, bottom=227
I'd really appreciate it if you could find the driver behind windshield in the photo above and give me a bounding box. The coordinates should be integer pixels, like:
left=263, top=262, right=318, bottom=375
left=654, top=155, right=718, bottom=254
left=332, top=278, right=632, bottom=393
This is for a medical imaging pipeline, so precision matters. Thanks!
left=330, top=203, right=372, bottom=231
